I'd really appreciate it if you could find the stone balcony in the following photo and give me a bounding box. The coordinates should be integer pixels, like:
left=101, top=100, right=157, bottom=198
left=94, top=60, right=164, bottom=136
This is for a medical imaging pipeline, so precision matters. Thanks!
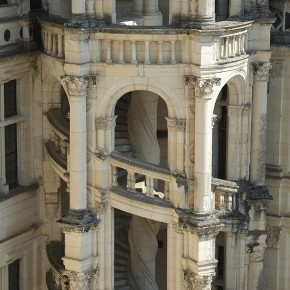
left=39, top=16, right=251, bottom=66
left=45, top=108, right=69, bottom=182
left=46, top=241, right=69, bottom=290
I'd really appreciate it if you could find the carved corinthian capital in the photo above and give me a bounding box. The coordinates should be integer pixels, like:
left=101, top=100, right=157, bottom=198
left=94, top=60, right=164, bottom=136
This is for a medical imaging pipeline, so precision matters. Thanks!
left=252, top=62, right=272, bottom=81
left=67, top=271, right=90, bottom=290
left=183, top=271, right=213, bottom=290
left=61, top=75, right=98, bottom=97
left=184, top=75, right=220, bottom=98
left=266, top=227, right=281, bottom=249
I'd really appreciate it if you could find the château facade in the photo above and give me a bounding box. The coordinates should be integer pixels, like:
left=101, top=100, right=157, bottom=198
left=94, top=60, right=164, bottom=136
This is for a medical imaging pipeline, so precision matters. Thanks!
left=0, top=0, right=289, bottom=289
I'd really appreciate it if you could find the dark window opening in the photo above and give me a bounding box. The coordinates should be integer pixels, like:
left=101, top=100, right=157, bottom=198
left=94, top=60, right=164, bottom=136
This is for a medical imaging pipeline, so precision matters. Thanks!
left=5, top=123, right=18, bottom=188
left=8, top=259, right=20, bottom=290
left=4, top=80, right=17, bottom=118
left=30, top=0, right=42, bottom=10
left=215, top=0, right=229, bottom=22
left=217, top=246, right=224, bottom=279
left=61, top=89, right=70, bottom=121
left=0, top=0, right=8, bottom=5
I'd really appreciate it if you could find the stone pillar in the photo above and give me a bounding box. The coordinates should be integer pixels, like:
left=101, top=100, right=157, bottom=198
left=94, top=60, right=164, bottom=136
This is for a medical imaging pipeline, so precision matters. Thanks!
left=133, top=0, right=143, bottom=15
left=128, top=91, right=160, bottom=165
left=61, top=75, right=97, bottom=210
left=188, top=0, right=215, bottom=26
left=72, top=0, right=86, bottom=14
left=129, top=217, right=160, bottom=290
left=178, top=214, right=221, bottom=290
left=250, top=62, right=271, bottom=185
left=185, top=76, right=220, bottom=213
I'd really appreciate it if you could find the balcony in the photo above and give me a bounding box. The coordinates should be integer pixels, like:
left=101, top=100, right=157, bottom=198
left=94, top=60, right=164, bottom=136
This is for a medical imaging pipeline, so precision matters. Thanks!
left=46, top=241, right=68, bottom=290
left=212, top=178, right=249, bottom=231
left=45, top=108, right=69, bottom=181
left=39, top=16, right=251, bottom=66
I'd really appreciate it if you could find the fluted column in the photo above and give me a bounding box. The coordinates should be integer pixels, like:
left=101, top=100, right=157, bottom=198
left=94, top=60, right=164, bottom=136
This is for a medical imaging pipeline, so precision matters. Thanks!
left=250, top=62, right=271, bottom=185
left=185, top=76, right=220, bottom=213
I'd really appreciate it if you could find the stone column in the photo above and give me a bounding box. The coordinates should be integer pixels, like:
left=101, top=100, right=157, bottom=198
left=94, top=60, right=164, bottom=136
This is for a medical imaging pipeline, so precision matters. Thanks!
left=185, top=76, right=220, bottom=213
left=61, top=75, right=97, bottom=210
left=133, top=0, right=143, bottom=15
left=72, top=0, right=86, bottom=14
left=250, top=62, right=271, bottom=185
left=188, top=0, right=215, bottom=26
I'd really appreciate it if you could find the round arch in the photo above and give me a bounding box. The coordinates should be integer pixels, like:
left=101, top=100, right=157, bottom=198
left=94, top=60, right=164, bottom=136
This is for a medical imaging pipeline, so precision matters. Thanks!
left=97, top=77, right=183, bottom=119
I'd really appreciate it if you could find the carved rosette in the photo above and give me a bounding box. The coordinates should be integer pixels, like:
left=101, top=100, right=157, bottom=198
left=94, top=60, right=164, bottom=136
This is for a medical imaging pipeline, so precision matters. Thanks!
left=61, top=75, right=98, bottom=97
left=184, top=76, right=221, bottom=98
left=266, top=227, right=281, bottom=249
left=252, top=62, right=272, bottom=81
left=183, top=271, right=213, bottom=290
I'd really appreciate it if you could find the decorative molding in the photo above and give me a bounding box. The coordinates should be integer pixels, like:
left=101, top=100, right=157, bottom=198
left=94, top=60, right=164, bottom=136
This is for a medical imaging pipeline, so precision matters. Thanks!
left=61, top=75, right=98, bottom=97
left=65, top=270, right=98, bottom=290
left=184, top=76, right=221, bottom=98
left=252, top=62, right=272, bottom=81
left=266, top=227, right=281, bottom=249
left=96, top=118, right=106, bottom=129
left=95, top=190, right=109, bottom=214
left=183, top=271, right=213, bottom=290
left=270, top=60, right=286, bottom=78
left=58, top=209, right=100, bottom=233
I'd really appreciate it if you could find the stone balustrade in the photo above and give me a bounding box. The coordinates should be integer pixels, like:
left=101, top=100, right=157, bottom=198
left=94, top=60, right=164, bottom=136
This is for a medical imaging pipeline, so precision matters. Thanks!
left=46, top=241, right=69, bottom=290
left=90, top=32, right=181, bottom=65
left=110, top=151, right=172, bottom=199
left=217, top=31, right=246, bottom=61
left=45, top=108, right=69, bottom=177
left=41, top=21, right=64, bottom=58
left=212, top=178, right=242, bottom=212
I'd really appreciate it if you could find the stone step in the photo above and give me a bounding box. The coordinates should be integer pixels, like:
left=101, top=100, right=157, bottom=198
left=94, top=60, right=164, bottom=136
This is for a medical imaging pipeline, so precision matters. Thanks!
left=116, top=101, right=130, bottom=111
left=115, top=264, right=127, bottom=272
left=115, top=284, right=130, bottom=290
left=115, top=271, right=127, bottom=279
left=115, top=144, right=131, bottom=152
left=115, top=248, right=129, bottom=260
left=115, top=256, right=128, bottom=265
left=115, top=109, right=128, bottom=118
left=116, top=116, right=128, bottom=125
left=115, top=239, right=130, bottom=251
left=115, top=131, right=129, bottom=138
left=115, top=278, right=129, bottom=287
left=115, top=138, right=130, bottom=145
left=115, top=124, right=127, bottom=132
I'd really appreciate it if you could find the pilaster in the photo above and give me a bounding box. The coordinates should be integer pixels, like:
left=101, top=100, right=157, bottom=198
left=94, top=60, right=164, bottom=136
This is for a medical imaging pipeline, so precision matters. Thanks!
left=184, top=76, right=220, bottom=213
left=250, top=62, right=271, bottom=186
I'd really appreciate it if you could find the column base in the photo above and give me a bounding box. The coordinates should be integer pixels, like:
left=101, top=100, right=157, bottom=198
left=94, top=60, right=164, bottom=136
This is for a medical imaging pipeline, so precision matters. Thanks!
left=182, top=16, right=218, bottom=30
left=65, top=14, right=105, bottom=28
left=57, top=209, right=100, bottom=233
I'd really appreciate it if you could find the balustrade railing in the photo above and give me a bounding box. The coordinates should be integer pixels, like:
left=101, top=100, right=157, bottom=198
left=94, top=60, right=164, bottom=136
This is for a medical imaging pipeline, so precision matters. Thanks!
left=212, top=178, right=242, bottom=212
left=41, top=21, right=64, bottom=58
left=110, top=151, right=172, bottom=199
left=217, top=31, right=246, bottom=61
left=91, top=32, right=181, bottom=65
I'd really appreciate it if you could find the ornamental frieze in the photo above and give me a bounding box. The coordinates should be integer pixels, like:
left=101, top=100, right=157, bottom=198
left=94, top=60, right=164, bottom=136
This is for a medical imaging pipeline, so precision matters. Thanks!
left=184, top=76, right=221, bottom=98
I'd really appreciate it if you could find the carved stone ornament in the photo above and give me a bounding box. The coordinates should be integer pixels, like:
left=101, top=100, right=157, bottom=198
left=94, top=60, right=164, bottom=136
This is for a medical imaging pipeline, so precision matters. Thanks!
left=175, top=119, right=186, bottom=131
left=65, top=271, right=99, bottom=290
left=266, top=227, right=281, bottom=249
left=184, top=75, right=221, bottom=98
left=252, top=62, right=272, bottom=81
left=96, top=118, right=106, bottom=129
left=174, top=173, right=188, bottom=190
left=95, top=191, right=109, bottom=214
left=183, top=271, right=213, bottom=290
left=61, top=75, right=98, bottom=97
left=57, top=209, right=100, bottom=233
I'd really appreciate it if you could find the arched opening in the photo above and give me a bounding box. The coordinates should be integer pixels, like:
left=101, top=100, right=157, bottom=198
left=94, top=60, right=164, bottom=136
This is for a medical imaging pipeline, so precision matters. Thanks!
left=212, top=85, right=228, bottom=179
left=114, top=90, right=168, bottom=168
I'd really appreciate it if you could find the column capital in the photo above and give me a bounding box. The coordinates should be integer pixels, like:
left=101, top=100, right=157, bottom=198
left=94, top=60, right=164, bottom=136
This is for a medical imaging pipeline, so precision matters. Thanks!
left=166, top=118, right=186, bottom=131
left=61, top=75, right=98, bottom=97
left=184, top=76, right=220, bottom=98
left=266, top=226, right=282, bottom=249
left=65, top=269, right=98, bottom=290
left=251, top=62, right=272, bottom=81
left=183, top=271, right=213, bottom=290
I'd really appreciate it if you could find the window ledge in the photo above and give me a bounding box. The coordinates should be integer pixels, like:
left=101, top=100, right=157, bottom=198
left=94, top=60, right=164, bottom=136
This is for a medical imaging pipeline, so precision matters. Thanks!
left=0, top=183, right=38, bottom=202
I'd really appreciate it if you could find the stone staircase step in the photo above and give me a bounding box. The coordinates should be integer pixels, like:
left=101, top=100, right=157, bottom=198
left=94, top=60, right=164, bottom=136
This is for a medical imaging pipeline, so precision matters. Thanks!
left=115, top=144, right=131, bottom=152
left=115, top=109, right=128, bottom=117
left=115, top=138, right=130, bottom=145
left=115, top=124, right=128, bottom=131
left=115, top=272, right=128, bottom=279
left=115, top=264, right=127, bottom=272
left=115, top=257, right=128, bottom=265
left=115, top=285, right=130, bottom=290
left=115, top=131, right=129, bottom=138
left=115, top=239, right=130, bottom=252
left=116, top=116, right=128, bottom=125
left=115, top=278, right=129, bottom=287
